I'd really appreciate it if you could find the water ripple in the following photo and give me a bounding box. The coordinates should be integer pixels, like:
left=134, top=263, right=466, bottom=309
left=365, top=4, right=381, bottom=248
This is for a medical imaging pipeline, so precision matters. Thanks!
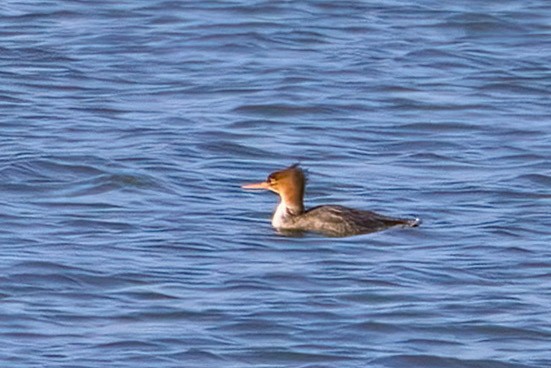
left=1, top=0, right=551, bottom=367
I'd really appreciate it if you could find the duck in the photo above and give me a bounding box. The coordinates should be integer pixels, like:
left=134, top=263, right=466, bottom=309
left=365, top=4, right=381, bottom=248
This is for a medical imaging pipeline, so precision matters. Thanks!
left=242, top=164, right=420, bottom=237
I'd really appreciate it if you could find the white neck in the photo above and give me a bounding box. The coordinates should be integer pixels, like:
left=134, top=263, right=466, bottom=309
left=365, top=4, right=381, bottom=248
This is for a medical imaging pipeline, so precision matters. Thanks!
left=271, top=200, right=288, bottom=228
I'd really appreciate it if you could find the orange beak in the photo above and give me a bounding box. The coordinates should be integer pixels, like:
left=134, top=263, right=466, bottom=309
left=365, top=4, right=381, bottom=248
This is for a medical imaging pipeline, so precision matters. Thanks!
left=241, top=181, right=270, bottom=190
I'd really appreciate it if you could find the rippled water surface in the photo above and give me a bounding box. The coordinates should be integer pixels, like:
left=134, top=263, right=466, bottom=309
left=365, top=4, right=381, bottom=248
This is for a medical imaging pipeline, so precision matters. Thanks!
left=1, top=1, right=551, bottom=367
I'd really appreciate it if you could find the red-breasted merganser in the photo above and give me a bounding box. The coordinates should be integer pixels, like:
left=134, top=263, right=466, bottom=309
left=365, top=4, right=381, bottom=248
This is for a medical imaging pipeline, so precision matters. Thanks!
left=242, top=164, right=420, bottom=237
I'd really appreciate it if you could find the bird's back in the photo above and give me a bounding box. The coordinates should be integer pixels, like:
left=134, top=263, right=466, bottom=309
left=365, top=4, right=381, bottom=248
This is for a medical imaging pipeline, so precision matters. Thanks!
left=287, top=205, right=419, bottom=237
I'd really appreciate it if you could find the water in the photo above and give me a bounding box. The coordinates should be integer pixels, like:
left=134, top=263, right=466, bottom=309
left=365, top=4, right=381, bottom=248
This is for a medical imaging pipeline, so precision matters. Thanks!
left=1, top=1, right=550, bottom=367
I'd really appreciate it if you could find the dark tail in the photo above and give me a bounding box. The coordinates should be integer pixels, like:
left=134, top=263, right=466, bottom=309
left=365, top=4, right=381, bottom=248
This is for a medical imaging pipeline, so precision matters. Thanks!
left=405, top=217, right=421, bottom=227
left=379, top=215, right=421, bottom=228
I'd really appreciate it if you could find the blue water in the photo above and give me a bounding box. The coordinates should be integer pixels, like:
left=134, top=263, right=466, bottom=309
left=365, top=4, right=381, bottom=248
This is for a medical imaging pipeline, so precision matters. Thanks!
left=1, top=1, right=551, bottom=367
